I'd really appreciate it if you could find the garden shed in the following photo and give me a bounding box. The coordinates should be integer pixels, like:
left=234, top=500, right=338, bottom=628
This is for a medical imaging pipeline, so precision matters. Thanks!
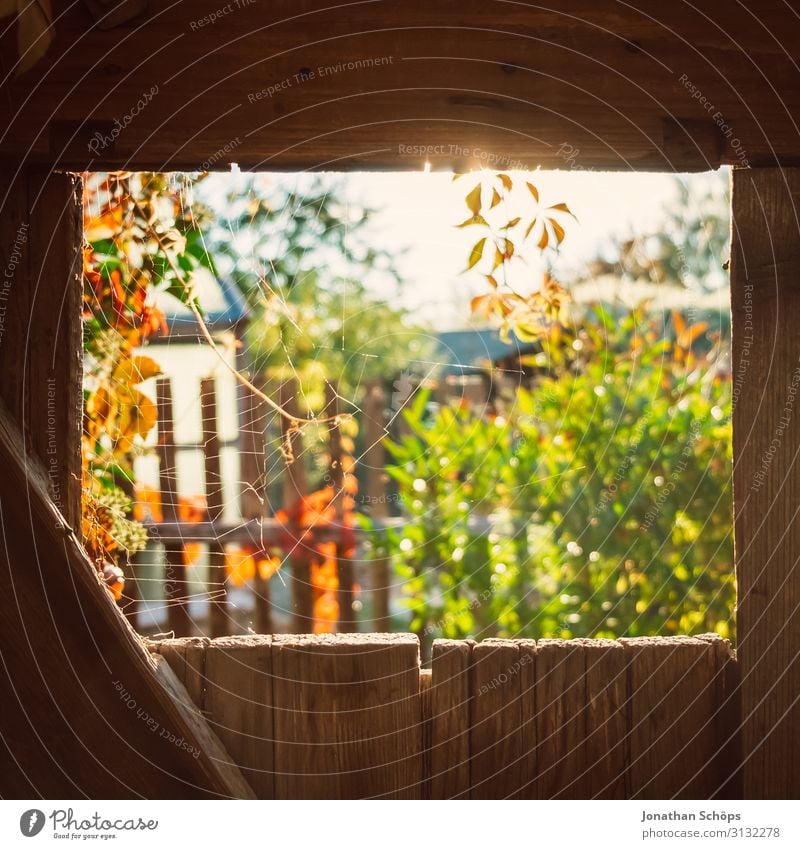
left=1, top=0, right=799, bottom=799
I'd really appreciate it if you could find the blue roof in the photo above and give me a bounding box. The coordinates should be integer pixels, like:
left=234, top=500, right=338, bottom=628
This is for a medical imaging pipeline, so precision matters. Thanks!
left=433, top=328, right=535, bottom=375
left=154, top=271, right=248, bottom=340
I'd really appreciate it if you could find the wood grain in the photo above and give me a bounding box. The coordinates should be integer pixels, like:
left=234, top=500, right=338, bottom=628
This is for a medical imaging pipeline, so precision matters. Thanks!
left=151, top=653, right=256, bottom=799
left=203, top=635, right=274, bottom=798
left=2, top=2, right=797, bottom=171
left=730, top=166, right=800, bottom=798
left=533, top=639, right=586, bottom=799
left=622, top=636, right=720, bottom=798
left=272, top=633, right=422, bottom=798
left=470, top=638, right=522, bottom=798
left=0, top=399, right=233, bottom=797
left=583, top=639, right=628, bottom=799
left=429, top=638, right=472, bottom=799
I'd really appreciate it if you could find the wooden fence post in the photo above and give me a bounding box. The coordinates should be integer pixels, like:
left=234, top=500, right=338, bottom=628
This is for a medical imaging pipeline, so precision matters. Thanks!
left=157, top=377, right=191, bottom=636
left=240, top=379, right=272, bottom=633
left=279, top=379, right=313, bottom=631
left=730, top=167, right=800, bottom=798
left=362, top=380, right=391, bottom=630
left=201, top=376, right=228, bottom=638
left=326, top=380, right=356, bottom=632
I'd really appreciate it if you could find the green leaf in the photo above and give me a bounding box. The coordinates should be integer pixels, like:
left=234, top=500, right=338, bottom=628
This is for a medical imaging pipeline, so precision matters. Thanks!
left=467, top=237, right=487, bottom=270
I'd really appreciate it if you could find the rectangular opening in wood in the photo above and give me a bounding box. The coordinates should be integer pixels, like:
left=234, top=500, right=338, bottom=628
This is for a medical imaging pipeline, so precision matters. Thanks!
left=80, top=169, right=734, bottom=653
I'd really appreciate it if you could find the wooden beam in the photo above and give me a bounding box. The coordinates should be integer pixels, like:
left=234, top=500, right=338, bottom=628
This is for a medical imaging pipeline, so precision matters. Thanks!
left=0, top=398, right=241, bottom=797
left=2, top=2, right=798, bottom=171
left=200, top=376, right=228, bottom=638
left=0, top=166, right=82, bottom=527
left=151, top=653, right=257, bottom=799
left=730, top=166, right=800, bottom=798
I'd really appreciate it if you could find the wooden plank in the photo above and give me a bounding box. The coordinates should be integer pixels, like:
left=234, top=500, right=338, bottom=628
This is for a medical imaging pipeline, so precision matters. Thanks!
left=83, top=0, right=149, bottom=30
left=279, top=379, right=314, bottom=631
left=419, top=667, right=432, bottom=799
left=470, top=638, right=522, bottom=799
left=239, top=381, right=268, bottom=521
left=204, top=635, right=274, bottom=799
left=583, top=639, right=629, bottom=799
left=362, top=380, right=390, bottom=630
left=156, top=377, right=179, bottom=522
left=200, top=376, right=228, bottom=638
left=326, top=380, right=356, bottom=632
left=533, top=639, right=586, bottom=799
left=0, top=397, right=234, bottom=796
left=156, top=377, right=191, bottom=636
left=429, top=639, right=472, bottom=799
left=240, top=374, right=271, bottom=635
left=0, top=166, right=82, bottom=528
left=697, top=634, right=742, bottom=799
left=730, top=166, right=800, bottom=799
left=151, top=654, right=256, bottom=799
left=151, top=636, right=209, bottom=709
left=4, top=2, right=798, bottom=170
left=272, top=633, right=422, bottom=798
left=622, top=636, right=719, bottom=799
left=517, top=639, right=538, bottom=798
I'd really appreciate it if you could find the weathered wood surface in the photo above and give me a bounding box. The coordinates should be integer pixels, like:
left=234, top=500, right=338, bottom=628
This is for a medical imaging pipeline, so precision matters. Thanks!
left=151, top=653, right=257, bottom=799
left=271, top=633, right=422, bottom=798
left=0, top=400, right=238, bottom=797
left=1, top=2, right=797, bottom=171
left=0, top=166, right=82, bottom=528
left=155, top=633, right=738, bottom=799
left=730, top=166, right=800, bottom=799
left=203, top=635, right=274, bottom=799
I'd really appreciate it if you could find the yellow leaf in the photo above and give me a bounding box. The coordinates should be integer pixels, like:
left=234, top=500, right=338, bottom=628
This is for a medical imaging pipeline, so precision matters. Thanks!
left=485, top=274, right=499, bottom=289
left=502, top=217, right=521, bottom=229
left=550, top=218, right=566, bottom=244
left=465, top=184, right=482, bottom=216
left=490, top=188, right=502, bottom=208
left=548, top=202, right=574, bottom=216
left=471, top=293, right=492, bottom=315
left=498, top=174, right=513, bottom=191
left=113, top=355, right=162, bottom=386
left=526, top=182, right=539, bottom=203
left=467, top=237, right=486, bottom=270
left=456, top=214, right=488, bottom=228
left=537, top=227, right=549, bottom=250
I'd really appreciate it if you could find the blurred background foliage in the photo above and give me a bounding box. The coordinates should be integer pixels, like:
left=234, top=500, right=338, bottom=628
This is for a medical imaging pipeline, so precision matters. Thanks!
left=367, top=171, right=734, bottom=647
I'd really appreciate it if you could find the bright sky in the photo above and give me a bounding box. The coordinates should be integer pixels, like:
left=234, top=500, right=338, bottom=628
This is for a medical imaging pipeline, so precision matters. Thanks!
left=204, top=168, right=729, bottom=330
left=334, top=169, right=728, bottom=328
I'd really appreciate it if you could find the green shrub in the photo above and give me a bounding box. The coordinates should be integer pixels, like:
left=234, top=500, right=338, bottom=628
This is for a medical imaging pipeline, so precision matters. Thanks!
left=374, top=308, right=734, bottom=644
